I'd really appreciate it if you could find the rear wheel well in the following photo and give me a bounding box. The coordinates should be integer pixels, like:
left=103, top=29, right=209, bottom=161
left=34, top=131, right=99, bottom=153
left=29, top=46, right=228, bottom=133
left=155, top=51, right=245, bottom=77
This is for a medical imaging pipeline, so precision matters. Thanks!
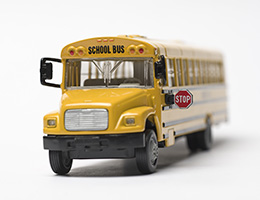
left=206, top=114, right=212, bottom=124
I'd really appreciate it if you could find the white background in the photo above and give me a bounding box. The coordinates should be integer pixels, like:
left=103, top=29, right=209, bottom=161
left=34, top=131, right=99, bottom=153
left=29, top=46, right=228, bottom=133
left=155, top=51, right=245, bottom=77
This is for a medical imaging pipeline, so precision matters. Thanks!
left=1, top=0, right=260, bottom=199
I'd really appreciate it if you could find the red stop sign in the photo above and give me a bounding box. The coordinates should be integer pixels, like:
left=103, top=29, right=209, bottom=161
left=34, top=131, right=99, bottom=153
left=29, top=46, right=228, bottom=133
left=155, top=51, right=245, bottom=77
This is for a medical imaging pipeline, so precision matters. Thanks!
left=175, top=90, right=193, bottom=109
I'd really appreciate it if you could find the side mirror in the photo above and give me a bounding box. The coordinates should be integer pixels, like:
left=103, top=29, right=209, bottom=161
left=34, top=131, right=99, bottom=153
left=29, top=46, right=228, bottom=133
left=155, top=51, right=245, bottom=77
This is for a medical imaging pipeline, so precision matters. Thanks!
left=154, top=55, right=166, bottom=85
left=40, top=57, right=61, bottom=88
left=41, top=62, right=53, bottom=80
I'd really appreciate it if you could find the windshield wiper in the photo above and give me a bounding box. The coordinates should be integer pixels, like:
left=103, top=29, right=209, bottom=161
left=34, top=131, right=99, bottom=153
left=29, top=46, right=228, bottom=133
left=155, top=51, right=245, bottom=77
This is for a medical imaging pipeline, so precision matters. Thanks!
left=91, top=60, right=123, bottom=87
left=110, top=60, right=123, bottom=73
left=92, top=60, right=103, bottom=74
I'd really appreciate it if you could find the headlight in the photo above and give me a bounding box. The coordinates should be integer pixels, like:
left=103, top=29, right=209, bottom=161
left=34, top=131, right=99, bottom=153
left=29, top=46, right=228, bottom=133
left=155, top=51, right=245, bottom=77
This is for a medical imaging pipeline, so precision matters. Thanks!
left=47, top=119, right=56, bottom=128
left=125, top=117, right=136, bottom=126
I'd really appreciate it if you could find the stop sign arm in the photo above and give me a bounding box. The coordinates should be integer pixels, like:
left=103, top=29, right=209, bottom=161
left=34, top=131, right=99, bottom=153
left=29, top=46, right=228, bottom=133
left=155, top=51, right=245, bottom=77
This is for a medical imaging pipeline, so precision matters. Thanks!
left=162, top=89, right=175, bottom=106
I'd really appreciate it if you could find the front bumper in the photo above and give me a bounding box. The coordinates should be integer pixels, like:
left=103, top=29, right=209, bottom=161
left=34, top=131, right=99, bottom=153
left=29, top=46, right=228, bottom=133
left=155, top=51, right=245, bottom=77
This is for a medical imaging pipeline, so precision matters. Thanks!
left=43, top=133, right=145, bottom=159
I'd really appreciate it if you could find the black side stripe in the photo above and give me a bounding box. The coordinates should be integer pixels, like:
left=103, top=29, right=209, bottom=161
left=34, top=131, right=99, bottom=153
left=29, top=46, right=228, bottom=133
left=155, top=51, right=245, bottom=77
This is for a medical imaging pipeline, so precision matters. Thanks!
left=163, top=110, right=227, bottom=128
left=175, top=124, right=206, bottom=136
left=162, top=97, right=227, bottom=111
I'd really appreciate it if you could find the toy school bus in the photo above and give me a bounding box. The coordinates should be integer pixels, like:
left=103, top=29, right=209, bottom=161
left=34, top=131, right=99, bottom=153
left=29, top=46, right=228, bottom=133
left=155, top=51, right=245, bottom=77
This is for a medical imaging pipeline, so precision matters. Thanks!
left=40, top=35, right=227, bottom=175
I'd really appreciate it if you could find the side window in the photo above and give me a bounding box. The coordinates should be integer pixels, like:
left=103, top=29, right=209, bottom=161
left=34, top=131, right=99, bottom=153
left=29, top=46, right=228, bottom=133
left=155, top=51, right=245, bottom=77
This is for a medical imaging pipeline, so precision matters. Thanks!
left=200, top=60, right=204, bottom=84
left=220, top=62, right=224, bottom=82
left=213, top=63, right=217, bottom=83
left=67, top=60, right=81, bottom=87
left=218, top=62, right=225, bottom=83
left=204, top=61, right=208, bottom=84
left=207, top=62, right=211, bottom=83
left=215, top=62, right=221, bottom=83
left=176, top=59, right=182, bottom=86
left=182, top=59, right=188, bottom=85
left=194, top=60, right=199, bottom=84
left=208, top=62, right=216, bottom=83
left=166, top=59, right=175, bottom=87
left=188, top=60, right=193, bottom=85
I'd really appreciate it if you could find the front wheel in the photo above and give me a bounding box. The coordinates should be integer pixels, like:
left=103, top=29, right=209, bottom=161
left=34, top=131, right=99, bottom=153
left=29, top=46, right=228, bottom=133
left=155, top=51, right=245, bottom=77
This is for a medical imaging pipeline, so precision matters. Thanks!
left=49, top=151, right=73, bottom=175
left=136, top=129, right=159, bottom=174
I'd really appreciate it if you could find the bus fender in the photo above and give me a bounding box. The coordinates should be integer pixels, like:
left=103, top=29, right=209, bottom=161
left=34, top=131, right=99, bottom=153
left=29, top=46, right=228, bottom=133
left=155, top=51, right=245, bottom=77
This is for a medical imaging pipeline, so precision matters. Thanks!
left=115, top=106, right=156, bottom=133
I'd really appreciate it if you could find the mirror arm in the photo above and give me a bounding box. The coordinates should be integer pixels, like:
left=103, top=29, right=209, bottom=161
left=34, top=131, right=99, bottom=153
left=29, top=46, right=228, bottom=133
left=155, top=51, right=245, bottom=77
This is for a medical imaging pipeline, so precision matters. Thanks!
left=41, top=57, right=61, bottom=64
left=41, top=81, right=61, bottom=88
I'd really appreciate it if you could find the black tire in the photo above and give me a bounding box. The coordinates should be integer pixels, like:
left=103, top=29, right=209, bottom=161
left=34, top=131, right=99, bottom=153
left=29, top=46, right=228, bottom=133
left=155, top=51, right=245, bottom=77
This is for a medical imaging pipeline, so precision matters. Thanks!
left=198, top=118, right=213, bottom=150
left=136, top=129, right=159, bottom=174
left=186, top=118, right=213, bottom=151
left=49, top=151, right=72, bottom=175
left=187, top=133, right=199, bottom=151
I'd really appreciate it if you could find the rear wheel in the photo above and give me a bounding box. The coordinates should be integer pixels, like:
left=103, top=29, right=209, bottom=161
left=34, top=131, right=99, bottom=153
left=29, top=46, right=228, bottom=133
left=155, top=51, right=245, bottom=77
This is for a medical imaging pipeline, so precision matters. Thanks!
left=198, top=118, right=213, bottom=150
left=136, top=129, right=159, bottom=174
left=186, top=118, right=213, bottom=151
left=49, top=151, right=72, bottom=175
left=187, top=133, right=199, bottom=151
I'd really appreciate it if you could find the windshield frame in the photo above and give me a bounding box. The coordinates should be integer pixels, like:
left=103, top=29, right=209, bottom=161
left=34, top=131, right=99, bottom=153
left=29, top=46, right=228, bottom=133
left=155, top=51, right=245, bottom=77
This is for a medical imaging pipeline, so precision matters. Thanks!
left=65, top=57, right=154, bottom=90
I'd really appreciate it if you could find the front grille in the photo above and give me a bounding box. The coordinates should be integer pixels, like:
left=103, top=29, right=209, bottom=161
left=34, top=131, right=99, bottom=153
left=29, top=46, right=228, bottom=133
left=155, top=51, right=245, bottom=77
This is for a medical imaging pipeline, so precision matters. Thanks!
left=64, top=109, right=108, bottom=131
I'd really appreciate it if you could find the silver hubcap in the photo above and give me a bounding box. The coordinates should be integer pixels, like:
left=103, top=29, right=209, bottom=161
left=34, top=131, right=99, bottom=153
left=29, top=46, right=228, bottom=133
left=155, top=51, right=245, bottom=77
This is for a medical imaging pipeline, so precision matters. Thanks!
left=150, top=139, right=158, bottom=166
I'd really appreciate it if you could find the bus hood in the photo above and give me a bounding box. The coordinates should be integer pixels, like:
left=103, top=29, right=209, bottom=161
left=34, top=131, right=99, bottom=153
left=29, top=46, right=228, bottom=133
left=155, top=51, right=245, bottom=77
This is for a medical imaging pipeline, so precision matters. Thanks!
left=60, top=88, right=149, bottom=132
left=61, top=88, right=149, bottom=110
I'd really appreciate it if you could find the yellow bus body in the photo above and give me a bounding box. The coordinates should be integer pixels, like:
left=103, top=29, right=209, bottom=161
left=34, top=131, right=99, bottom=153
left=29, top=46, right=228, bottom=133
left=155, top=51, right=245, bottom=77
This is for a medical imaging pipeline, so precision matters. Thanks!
left=44, top=35, right=226, bottom=145
left=41, top=35, right=227, bottom=174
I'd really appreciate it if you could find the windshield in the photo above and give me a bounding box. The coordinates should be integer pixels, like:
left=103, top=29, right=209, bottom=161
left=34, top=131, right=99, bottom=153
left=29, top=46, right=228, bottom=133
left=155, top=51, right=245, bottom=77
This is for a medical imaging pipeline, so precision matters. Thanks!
left=65, top=58, right=154, bottom=89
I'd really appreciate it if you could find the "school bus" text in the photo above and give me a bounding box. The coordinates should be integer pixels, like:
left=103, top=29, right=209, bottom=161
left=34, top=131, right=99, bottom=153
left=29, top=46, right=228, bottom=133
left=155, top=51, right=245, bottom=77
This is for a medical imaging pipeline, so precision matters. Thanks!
left=88, top=45, right=124, bottom=55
